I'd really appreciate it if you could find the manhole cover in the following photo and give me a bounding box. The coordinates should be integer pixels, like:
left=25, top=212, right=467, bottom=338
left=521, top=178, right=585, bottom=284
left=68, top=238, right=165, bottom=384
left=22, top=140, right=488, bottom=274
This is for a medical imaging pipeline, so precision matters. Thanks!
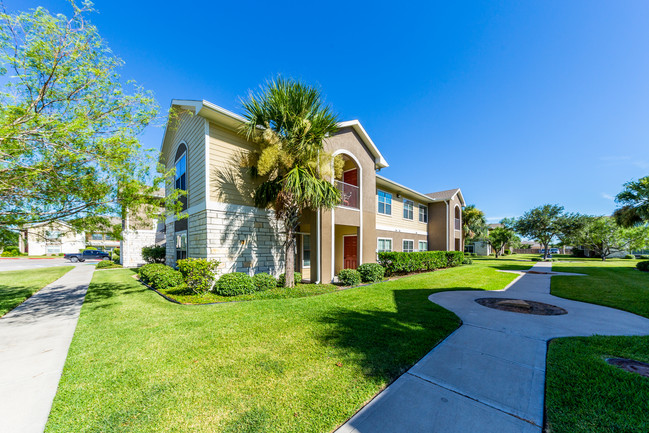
left=527, top=271, right=553, bottom=275
left=475, top=298, right=568, bottom=315
left=606, top=358, right=649, bottom=377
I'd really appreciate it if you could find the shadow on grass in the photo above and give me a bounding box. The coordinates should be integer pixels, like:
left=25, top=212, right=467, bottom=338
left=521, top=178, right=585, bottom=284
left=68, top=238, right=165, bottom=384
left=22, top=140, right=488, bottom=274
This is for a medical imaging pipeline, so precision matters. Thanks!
left=317, top=287, right=483, bottom=382
left=83, top=279, right=148, bottom=310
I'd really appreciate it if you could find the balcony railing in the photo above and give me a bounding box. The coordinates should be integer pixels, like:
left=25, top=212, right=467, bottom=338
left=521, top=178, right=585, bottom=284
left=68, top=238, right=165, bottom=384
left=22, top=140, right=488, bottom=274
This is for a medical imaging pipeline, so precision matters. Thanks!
left=335, top=180, right=359, bottom=209
left=455, top=218, right=461, bottom=230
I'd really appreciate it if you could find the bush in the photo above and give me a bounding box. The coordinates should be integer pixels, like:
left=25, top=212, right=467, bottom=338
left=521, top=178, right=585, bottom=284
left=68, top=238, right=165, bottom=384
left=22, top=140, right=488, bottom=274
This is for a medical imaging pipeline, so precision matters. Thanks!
left=277, top=272, right=302, bottom=287
left=641, top=255, right=649, bottom=259
left=357, top=263, right=385, bottom=283
left=58, top=253, right=64, bottom=256
left=252, top=273, right=276, bottom=292
left=338, top=269, right=361, bottom=286
left=504, top=249, right=511, bottom=255
left=462, top=257, right=473, bottom=265
left=531, top=258, right=542, bottom=262
left=1, top=249, right=21, bottom=257
left=637, top=261, right=649, bottom=272
left=82, top=247, right=97, bottom=252
left=624, top=254, right=636, bottom=259
left=142, top=245, right=166, bottom=264
left=138, top=263, right=184, bottom=291
left=377, top=251, right=465, bottom=276
left=214, top=272, right=255, bottom=296
left=96, top=260, right=121, bottom=269
left=177, top=258, right=220, bottom=294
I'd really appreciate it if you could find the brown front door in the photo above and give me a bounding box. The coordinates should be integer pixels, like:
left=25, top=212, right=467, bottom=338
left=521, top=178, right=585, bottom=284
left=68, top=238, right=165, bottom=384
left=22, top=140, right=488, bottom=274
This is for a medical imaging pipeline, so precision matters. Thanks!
left=343, top=235, right=358, bottom=269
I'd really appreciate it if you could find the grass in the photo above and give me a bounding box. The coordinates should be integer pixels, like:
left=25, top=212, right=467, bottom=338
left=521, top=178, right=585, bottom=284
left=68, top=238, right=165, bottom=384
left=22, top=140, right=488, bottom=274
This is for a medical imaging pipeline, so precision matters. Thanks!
left=159, top=282, right=341, bottom=304
left=46, top=261, right=519, bottom=433
left=545, top=259, right=649, bottom=433
left=0, top=266, right=74, bottom=316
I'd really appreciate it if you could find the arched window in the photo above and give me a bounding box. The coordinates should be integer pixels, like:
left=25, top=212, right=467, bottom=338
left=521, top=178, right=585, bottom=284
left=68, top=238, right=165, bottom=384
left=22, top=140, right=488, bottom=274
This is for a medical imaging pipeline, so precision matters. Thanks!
left=175, top=143, right=187, bottom=191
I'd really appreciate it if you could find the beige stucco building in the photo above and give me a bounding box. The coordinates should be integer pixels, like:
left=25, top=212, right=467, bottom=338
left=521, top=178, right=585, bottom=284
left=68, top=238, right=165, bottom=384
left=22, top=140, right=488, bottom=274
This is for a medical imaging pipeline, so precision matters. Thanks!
left=160, top=99, right=465, bottom=283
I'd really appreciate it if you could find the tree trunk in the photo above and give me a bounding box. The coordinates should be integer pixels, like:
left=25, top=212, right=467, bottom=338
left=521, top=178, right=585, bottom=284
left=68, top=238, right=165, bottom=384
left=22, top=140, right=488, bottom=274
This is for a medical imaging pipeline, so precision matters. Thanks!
left=543, top=243, right=549, bottom=260
left=284, top=225, right=296, bottom=288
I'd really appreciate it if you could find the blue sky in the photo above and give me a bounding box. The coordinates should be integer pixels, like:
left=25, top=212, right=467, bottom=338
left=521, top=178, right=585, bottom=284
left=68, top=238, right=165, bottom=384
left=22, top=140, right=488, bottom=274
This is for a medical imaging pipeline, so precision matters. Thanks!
left=7, top=0, right=649, bottom=221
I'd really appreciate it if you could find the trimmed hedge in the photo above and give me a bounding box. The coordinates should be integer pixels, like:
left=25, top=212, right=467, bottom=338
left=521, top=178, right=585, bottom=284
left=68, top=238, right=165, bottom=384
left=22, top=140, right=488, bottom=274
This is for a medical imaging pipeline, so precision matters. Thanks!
left=637, top=261, right=649, bottom=272
left=462, top=257, right=473, bottom=265
left=96, top=260, right=121, bottom=269
left=277, top=272, right=302, bottom=287
left=214, top=272, right=255, bottom=296
left=252, top=273, right=277, bottom=291
left=338, top=269, right=361, bottom=286
left=377, top=251, right=464, bottom=275
left=624, top=254, right=636, bottom=259
left=357, top=263, right=385, bottom=283
left=138, top=264, right=184, bottom=291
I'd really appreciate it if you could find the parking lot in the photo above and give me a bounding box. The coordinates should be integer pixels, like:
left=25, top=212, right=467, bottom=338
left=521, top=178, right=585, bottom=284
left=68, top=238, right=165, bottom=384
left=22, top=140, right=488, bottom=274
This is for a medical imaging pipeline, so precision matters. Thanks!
left=0, top=258, right=100, bottom=272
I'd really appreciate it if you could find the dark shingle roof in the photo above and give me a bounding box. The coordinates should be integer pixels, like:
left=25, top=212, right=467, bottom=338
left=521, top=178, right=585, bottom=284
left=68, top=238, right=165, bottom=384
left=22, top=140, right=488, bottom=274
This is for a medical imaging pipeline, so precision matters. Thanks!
left=425, top=188, right=460, bottom=201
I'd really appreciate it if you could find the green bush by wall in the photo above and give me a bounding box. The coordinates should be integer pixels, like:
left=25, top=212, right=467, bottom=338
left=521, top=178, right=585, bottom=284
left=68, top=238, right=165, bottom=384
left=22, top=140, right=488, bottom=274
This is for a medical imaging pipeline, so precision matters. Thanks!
left=377, top=251, right=464, bottom=275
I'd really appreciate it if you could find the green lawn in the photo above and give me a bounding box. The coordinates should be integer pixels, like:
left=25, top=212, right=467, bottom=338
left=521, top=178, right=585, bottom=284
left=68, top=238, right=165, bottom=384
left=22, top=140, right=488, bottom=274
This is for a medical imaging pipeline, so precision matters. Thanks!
left=159, top=282, right=341, bottom=304
left=46, top=261, right=519, bottom=433
left=0, top=266, right=74, bottom=316
left=546, top=259, right=649, bottom=433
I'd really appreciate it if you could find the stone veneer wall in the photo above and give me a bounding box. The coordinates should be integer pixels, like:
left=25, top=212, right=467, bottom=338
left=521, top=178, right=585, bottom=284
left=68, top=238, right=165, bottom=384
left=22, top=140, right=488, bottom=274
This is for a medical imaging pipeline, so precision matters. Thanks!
left=166, top=206, right=285, bottom=277
left=121, top=230, right=157, bottom=267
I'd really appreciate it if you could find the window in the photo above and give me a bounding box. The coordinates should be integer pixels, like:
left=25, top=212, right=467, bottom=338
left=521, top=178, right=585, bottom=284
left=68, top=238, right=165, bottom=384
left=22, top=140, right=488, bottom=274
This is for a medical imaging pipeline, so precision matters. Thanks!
left=418, top=241, right=428, bottom=252
left=104, top=234, right=114, bottom=241
left=175, top=153, right=187, bottom=191
left=45, top=230, right=61, bottom=240
left=378, top=190, right=392, bottom=215
left=403, top=200, right=414, bottom=220
left=91, top=234, right=103, bottom=241
left=46, top=245, right=61, bottom=254
left=377, top=238, right=392, bottom=252
left=403, top=239, right=414, bottom=252
left=302, top=234, right=311, bottom=267
left=419, top=205, right=428, bottom=223
left=176, top=231, right=187, bottom=260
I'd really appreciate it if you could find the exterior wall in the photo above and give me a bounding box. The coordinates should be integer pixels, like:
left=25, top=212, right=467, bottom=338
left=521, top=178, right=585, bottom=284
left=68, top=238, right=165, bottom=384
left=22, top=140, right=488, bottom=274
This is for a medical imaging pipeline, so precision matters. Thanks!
left=428, top=201, right=448, bottom=250
left=204, top=205, right=285, bottom=277
left=320, top=126, right=378, bottom=282
left=165, top=222, right=176, bottom=267
left=375, top=229, right=428, bottom=253
left=375, top=187, right=429, bottom=234
left=24, top=222, right=85, bottom=256
left=121, top=230, right=157, bottom=267
left=449, top=195, right=463, bottom=251
left=208, top=122, right=259, bottom=206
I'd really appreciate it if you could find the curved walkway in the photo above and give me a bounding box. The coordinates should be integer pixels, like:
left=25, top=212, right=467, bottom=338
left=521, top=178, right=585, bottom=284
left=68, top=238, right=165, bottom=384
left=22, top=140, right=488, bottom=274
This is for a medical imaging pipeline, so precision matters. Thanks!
left=337, top=262, right=649, bottom=433
left=0, top=265, right=95, bottom=433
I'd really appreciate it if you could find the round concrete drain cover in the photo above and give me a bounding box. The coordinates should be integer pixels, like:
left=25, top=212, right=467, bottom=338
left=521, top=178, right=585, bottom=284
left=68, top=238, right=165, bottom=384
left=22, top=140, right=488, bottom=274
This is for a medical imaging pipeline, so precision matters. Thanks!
left=475, top=298, right=568, bottom=315
left=606, top=358, right=649, bottom=377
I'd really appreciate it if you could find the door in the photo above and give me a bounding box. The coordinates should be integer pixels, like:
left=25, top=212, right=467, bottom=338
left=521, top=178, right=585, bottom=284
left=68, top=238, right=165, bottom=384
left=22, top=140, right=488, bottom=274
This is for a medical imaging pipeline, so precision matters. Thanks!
left=343, top=235, right=357, bottom=269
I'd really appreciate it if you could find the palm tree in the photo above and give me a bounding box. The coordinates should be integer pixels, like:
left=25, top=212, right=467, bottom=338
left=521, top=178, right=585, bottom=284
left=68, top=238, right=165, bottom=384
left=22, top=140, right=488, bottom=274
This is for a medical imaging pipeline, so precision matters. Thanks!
left=462, top=204, right=488, bottom=248
left=240, top=77, right=342, bottom=288
left=615, top=176, right=649, bottom=227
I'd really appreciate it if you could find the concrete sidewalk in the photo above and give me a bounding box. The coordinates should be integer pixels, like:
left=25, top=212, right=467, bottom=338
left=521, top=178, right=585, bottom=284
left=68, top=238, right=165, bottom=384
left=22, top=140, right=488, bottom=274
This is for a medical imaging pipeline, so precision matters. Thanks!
left=337, top=262, right=649, bottom=433
left=0, top=265, right=95, bottom=433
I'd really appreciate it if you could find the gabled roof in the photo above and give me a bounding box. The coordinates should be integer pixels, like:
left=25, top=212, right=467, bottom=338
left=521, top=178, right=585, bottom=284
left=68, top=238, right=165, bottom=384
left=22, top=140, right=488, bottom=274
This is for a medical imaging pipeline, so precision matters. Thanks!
left=425, top=188, right=466, bottom=206
left=161, top=99, right=389, bottom=169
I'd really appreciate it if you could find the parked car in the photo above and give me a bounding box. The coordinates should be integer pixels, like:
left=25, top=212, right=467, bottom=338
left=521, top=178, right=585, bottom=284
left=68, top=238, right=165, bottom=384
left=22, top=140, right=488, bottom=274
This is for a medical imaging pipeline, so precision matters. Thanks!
left=64, top=250, right=110, bottom=262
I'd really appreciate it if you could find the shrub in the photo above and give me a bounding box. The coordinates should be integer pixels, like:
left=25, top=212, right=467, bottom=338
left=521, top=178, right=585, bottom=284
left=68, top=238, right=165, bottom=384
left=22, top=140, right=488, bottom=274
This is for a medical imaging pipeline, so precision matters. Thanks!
left=637, top=261, right=649, bottom=272
left=357, top=263, right=385, bottom=283
left=142, top=245, right=166, bottom=264
left=462, top=257, right=473, bottom=265
left=1, top=249, right=21, bottom=257
left=377, top=251, right=465, bottom=276
left=641, top=255, right=649, bottom=259
left=277, top=272, right=302, bottom=287
left=624, top=254, right=636, bottom=259
left=252, top=273, right=276, bottom=292
left=58, top=252, right=64, bottom=256
left=96, top=260, right=121, bottom=269
left=504, top=249, right=511, bottom=255
left=138, top=263, right=184, bottom=291
left=531, top=258, right=542, bottom=262
left=177, top=258, right=220, bottom=294
left=338, top=269, right=361, bottom=286
left=82, top=247, right=97, bottom=252
left=214, top=272, right=255, bottom=296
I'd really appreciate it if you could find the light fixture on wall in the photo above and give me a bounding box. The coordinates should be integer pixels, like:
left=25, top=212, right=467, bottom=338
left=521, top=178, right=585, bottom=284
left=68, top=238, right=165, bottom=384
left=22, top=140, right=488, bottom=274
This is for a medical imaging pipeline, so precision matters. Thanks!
left=396, top=193, right=401, bottom=198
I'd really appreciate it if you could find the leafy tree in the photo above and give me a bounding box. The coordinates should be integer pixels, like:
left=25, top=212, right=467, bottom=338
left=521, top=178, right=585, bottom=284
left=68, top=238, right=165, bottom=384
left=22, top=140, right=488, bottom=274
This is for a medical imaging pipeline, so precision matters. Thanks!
left=0, top=2, right=179, bottom=233
left=574, top=216, right=649, bottom=260
left=241, top=77, right=342, bottom=288
left=514, top=204, right=582, bottom=260
left=462, top=205, right=488, bottom=246
left=615, top=176, right=649, bottom=227
left=0, top=227, right=19, bottom=250
left=487, top=227, right=517, bottom=258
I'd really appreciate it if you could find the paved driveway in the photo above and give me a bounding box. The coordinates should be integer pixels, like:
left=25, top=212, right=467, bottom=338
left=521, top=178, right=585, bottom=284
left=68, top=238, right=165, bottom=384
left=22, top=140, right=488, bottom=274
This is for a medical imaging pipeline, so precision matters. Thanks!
left=0, top=258, right=100, bottom=272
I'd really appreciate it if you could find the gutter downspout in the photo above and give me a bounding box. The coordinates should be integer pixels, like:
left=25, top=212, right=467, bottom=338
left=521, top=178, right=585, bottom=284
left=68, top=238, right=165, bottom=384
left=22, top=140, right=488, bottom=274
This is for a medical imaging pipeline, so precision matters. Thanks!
left=445, top=200, right=449, bottom=251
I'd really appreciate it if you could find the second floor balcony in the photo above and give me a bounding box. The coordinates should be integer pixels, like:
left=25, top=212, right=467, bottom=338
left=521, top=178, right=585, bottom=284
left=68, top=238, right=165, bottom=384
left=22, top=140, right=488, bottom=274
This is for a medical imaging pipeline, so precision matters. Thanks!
left=336, top=180, right=359, bottom=209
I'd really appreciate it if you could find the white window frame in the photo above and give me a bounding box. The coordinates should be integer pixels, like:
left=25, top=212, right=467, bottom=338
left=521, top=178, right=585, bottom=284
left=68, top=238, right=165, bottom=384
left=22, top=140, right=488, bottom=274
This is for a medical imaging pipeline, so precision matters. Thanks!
left=176, top=230, right=187, bottom=260
left=418, top=240, right=428, bottom=252
left=378, top=190, right=392, bottom=215
left=403, top=199, right=414, bottom=220
left=377, top=237, right=393, bottom=253
left=403, top=239, right=414, bottom=252
left=175, top=151, right=187, bottom=191
left=419, top=205, right=428, bottom=223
